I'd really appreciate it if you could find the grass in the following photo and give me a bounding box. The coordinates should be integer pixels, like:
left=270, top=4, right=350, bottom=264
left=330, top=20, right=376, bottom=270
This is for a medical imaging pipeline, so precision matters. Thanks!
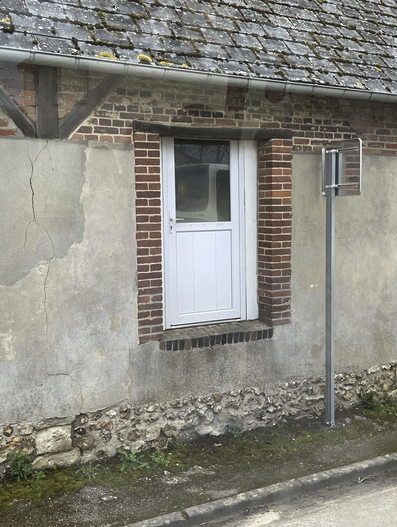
left=74, top=462, right=102, bottom=480
left=0, top=467, right=85, bottom=508
left=359, top=391, right=397, bottom=421
left=7, top=453, right=35, bottom=481
left=117, top=448, right=150, bottom=472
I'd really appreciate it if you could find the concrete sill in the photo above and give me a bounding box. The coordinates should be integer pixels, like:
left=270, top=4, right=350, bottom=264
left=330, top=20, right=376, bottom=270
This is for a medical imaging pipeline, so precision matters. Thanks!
left=160, top=320, right=273, bottom=351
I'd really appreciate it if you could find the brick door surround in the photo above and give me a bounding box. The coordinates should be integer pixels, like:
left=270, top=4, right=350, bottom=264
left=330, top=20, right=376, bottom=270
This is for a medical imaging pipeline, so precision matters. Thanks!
left=134, top=132, right=293, bottom=344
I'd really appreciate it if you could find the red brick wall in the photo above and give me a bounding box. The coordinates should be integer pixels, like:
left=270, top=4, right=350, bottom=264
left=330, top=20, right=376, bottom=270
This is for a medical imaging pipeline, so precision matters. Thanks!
left=258, top=139, right=293, bottom=326
left=0, top=61, right=35, bottom=134
left=134, top=132, right=163, bottom=343
left=0, top=114, right=17, bottom=137
left=57, top=69, right=102, bottom=121
left=2, top=71, right=397, bottom=154
left=65, top=81, right=397, bottom=157
left=69, top=83, right=133, bottom=144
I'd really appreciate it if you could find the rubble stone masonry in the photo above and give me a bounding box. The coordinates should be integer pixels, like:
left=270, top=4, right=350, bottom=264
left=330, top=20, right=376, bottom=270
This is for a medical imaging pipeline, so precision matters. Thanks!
left=1, top=363, right=396, bottom=475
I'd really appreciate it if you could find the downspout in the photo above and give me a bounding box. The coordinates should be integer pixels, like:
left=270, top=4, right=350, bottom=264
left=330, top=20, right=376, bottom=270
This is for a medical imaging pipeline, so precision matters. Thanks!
left=1, top=47, right=396, bottom=103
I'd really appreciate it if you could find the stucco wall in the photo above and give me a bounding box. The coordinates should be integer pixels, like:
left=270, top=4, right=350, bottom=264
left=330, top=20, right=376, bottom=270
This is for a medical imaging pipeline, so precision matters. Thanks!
left=1, top=140, right=397, bottom=425
left=0, top=138, right=137, bottom=423
left=289, top=153, right=397, bottom=371
left=128, top=153, right=397, bottom=405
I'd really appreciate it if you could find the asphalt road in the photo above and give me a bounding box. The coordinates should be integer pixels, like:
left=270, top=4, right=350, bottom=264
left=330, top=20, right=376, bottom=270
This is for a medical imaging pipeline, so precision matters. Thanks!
left=210, top=469, right=397, bottom=527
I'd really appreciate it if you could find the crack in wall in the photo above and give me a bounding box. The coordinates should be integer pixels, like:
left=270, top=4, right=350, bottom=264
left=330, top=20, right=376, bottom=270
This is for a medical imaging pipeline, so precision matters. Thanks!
left=43, top=259, right=52, bottom=375
left=68, top=373, right=84, bottom=414
left=13, top=141, right=55, bottom=257
left=41, top=141, right=56, bottom=256
left=46, top=372, right=84, bottom=413
left=16, top=140, right=86, bottom=414
left=1, top=139, right=133, bottom=421
left=4, top=139, right=86, bottom=287
left=35, top=142, right=56, bottom=384
left=79, top=353, right=105, bottom=414
left=127, top=346, right=133, bottom=398
left=42, top=264, right=84, bottom=414
left=21, top=141, right=50, bottom=250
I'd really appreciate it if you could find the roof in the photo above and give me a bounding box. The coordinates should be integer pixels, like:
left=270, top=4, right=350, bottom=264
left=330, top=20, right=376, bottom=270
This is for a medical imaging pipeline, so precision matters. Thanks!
left=1, top=0, right=397, bottom=96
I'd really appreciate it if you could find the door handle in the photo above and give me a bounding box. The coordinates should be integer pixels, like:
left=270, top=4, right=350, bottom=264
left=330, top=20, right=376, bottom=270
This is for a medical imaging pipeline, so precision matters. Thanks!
left=169, top=211, right=175, bottom=234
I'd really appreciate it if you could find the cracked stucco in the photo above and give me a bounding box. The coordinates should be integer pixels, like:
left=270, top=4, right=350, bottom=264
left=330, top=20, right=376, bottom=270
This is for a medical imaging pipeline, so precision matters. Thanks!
left=1, top=139, right=85, bottom=286
left=1, top=139, right=397, bottom=430
left=0, top=139, right=136, bottom=423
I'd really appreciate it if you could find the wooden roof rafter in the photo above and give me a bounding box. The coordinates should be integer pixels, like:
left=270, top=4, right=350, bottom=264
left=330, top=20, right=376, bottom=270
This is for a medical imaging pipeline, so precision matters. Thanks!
left=0, top=87, right=36, bottom=138
left=0, top=65, right=123, bottom=140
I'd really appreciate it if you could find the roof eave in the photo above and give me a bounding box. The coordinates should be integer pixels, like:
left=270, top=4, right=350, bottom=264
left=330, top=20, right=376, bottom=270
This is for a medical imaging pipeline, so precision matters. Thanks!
left=1, top=47, right=396, bottom=104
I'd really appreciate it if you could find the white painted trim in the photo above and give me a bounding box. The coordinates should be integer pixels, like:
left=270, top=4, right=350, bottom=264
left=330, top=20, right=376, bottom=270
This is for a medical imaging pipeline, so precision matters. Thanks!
left=162, top=138, right=258, bottom=328
left=238, top=141, right=247, bottom=321
left=161, top=136, right=175, bottom=330
left=243, top=140, right=259, bottom=320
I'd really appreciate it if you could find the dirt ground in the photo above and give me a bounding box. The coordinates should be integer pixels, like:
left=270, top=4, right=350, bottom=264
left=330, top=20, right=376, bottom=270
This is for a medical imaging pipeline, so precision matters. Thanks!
left=1, top=409, right=397, bottom=527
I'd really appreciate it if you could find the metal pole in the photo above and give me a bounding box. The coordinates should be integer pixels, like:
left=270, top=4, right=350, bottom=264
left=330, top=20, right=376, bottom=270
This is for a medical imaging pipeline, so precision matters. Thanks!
left=325, top=151, right=336, bottom=427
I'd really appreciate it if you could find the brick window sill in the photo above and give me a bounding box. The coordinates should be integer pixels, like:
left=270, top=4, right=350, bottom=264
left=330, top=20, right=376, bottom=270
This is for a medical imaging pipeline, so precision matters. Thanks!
left=160, top=320, right=273, bottom=351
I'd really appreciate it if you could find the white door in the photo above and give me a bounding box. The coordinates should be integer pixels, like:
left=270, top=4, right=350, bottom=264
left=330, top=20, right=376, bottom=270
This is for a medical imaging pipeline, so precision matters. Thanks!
left=163, top=138, right=245, bottom=328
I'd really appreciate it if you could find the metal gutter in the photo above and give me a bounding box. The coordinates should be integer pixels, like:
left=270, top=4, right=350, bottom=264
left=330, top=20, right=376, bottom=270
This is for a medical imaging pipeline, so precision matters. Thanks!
left=1, top=46, right=397, bottom=103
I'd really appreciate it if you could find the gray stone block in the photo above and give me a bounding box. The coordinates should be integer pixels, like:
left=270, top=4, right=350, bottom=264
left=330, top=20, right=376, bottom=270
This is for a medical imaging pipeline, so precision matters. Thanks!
left=32, top=448, right=80, bottom=470
left=35, top=425, right=72, bottom=455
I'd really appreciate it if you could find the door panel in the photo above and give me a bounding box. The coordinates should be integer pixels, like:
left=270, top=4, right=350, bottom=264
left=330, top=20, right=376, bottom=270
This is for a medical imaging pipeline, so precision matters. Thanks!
left=163, top=138, right=244, bottom=328
left=214, top=230, right=233, bottom=310
left=175, top=230, right=233, bottom=315
left=175, top=232, right=194, bottom=315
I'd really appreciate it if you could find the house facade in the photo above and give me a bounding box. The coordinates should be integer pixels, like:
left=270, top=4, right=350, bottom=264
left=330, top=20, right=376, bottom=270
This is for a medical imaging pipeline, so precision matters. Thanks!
left=1, top=0, right=397, bottom=468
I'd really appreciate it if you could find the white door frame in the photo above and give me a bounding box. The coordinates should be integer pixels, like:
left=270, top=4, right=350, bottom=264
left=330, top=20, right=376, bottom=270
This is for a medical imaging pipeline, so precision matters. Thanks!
left=161, top=138, right=257, bottom=329
left=243, top=140, right=259, bottom=321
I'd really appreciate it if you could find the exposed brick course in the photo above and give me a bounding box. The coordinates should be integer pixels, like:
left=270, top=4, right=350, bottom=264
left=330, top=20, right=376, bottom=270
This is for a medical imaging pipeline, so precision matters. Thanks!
left=61, top=79, right=397, bottom=156
left=0, top=61, right=35, bottom=128
left=133, top=131, right=163, bottom=343
left=258, top=138, right=293, bottom=326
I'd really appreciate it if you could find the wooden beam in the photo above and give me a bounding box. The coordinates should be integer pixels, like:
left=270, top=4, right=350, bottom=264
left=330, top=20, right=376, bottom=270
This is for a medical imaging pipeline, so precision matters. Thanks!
left=35, top=66, right=59, bottom=139
left=133, top=121, right=294, bottom=140
left=59, top=74, right=124, bottom=140
left=0, top=88, right=36, bottom=137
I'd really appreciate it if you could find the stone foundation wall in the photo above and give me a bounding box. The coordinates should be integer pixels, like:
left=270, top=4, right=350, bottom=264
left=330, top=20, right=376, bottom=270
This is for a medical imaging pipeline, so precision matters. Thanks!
left=1, top=363, right=396, bottom=476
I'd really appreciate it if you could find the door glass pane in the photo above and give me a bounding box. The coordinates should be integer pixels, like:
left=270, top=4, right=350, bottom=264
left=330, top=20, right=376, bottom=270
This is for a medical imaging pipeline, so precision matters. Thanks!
left=174, top=139, right=230, bottom=222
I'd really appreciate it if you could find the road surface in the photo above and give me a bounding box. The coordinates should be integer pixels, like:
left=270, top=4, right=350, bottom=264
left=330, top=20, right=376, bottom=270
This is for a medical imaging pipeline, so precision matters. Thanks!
left=210, top=469, right=397, bottom=526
